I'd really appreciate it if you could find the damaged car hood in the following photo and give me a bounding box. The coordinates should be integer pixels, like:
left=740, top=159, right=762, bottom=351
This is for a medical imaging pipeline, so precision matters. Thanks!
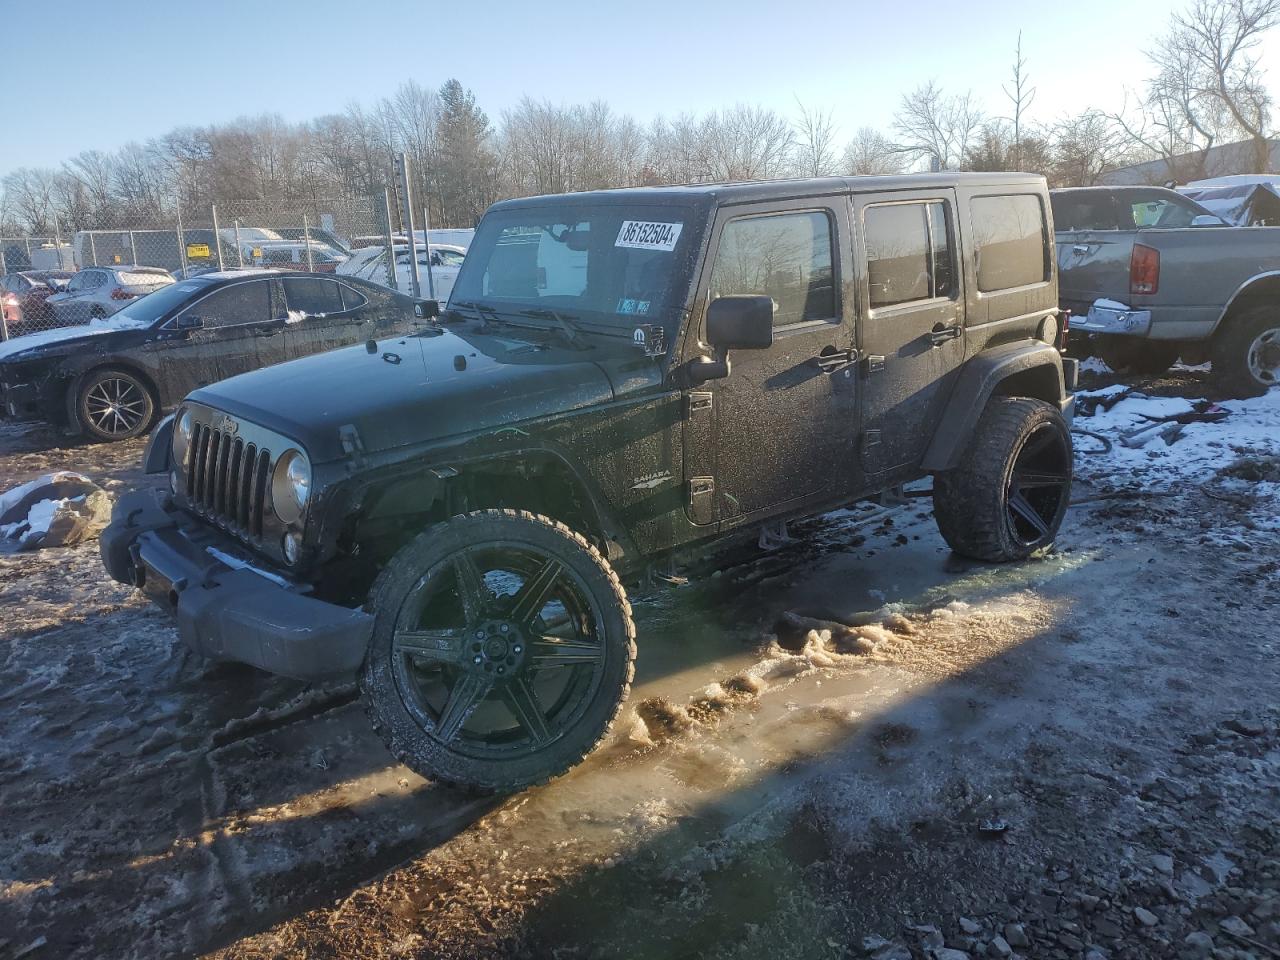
left=0, top=317, right=151, bottom=363
left=187, top=324, right=631, bottom=463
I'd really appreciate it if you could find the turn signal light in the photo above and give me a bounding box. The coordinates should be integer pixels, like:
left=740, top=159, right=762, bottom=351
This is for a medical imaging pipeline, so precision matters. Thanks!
left=110, top=287, right=136, bottom=300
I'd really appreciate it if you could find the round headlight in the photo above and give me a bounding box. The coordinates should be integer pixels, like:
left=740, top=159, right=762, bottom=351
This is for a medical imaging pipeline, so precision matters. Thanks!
left=172, top=409, right=193, bottom=465
left=271, top=449, right=311, bottom=524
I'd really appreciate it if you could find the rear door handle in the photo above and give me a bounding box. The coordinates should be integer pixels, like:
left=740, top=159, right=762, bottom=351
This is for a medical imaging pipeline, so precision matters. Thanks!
left=929, top=324, right=962, bottom=346
left=1072, top=244, right=1090, bottom=255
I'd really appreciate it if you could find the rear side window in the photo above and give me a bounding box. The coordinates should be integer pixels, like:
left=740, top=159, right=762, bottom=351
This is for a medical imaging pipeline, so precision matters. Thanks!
left=283, top=276, right=344, bottom=316
left=1050, top=193, right=1118, bottom=231
left=863, top=201, right=955, bottom=309
left=339, top=283, right=368, bottom=310
left=709, top=210, right=836, bottom=326
left=972, top=195, right=1049, bottom=292
left=191, top=280, right=271, bottom=328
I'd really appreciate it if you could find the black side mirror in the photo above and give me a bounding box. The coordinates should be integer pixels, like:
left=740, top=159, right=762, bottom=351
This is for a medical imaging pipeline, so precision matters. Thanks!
left=690, top=295, right=774, bottom=383
left=413, top=298, right=440, bottom=319
left=175, top=315, right=205, bottom=331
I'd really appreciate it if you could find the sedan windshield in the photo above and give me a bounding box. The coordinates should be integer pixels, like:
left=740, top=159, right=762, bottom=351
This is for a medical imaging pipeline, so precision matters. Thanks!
left=449, top=203, right=700, bottom=332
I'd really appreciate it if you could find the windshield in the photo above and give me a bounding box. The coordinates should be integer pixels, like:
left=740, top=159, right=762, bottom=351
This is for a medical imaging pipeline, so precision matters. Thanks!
left=450, top=203, right=700, bottom=330
left=110, top=279, right=212, bottom=327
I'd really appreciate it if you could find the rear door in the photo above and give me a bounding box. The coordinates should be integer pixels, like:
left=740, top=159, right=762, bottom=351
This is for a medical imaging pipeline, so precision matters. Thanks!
left=280, top=275, right=371, bottom=359
left=853, top=189, right=966, bottom=477
left=683, top=198, right=860, bottom=525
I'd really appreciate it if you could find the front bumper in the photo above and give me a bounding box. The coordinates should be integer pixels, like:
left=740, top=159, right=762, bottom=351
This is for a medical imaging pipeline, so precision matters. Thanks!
left=1073, top=301, right=1152, bottom=337
left=101, top=490, right=372, bottom=680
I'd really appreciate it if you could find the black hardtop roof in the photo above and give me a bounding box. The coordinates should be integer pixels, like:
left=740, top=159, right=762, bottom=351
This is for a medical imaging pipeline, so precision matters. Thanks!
left=490, top=173, right=1047, bottom=213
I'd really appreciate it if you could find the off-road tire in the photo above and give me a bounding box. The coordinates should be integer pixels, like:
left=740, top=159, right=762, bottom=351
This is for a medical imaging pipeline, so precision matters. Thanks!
left=1095, top=336, right=1180, bottom=376
left=76, top=367, right=157, bottom=442
left=933, top=398, right=1072, bottom=562
left=362, top=509, right=636, bottom=792
left=1211, top=305, right=1280, bottom=399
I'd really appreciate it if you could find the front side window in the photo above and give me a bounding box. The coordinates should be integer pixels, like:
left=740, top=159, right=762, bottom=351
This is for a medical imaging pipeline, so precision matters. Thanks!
left=709, top=210, right=836, bottom=326
left=972, top=194, right=1049, bottom=292
left=190, top=280, right=271, bottom=328
left=1050, top=193, right=1119, bottom=232
left=283, top=276, right=344, bottom=316
left=450, top=202, right=701, bottom=331
left=864, top=201, right=954, bottom=309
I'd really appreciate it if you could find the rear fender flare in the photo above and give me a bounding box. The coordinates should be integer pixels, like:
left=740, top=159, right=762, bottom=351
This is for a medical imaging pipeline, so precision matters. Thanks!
left=921, top=342, right=1066, bottom=472
left=1212, top=271, right=1280, bottom=336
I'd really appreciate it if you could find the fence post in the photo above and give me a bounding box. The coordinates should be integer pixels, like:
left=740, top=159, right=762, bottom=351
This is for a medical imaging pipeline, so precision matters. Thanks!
left=88, top=231, right=98, bottom=266
left=210, top=205, right=225, bottom=271
left=176, top=207, right=188, bottom=275
left=421, top=205, right=436, bottom=299
left=128, top=230, right=138, bottom=266
left=395, top=154, right=421, bottom=299
left=0, top=246, right=7, bottom=340
left=234, top=220, right=244, bottom=268
left=381, top=189, right=398, bottom=292
left=303, top=214, right=314, bottom=272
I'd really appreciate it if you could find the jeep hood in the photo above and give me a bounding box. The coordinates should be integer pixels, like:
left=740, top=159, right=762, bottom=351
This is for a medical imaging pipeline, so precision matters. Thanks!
left=188, top=325, right=632, bottom=463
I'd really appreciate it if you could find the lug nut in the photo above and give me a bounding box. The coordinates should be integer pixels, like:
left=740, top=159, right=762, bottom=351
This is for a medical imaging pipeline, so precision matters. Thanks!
left=499, top=623, right=509, bottom=633
left=497, top=666, right=506, bottom=675
left=513, top=644, right=522, bottom=654
left=475, top=630, right=485, bottom=640
left=473, top=655, right=483, bottom=665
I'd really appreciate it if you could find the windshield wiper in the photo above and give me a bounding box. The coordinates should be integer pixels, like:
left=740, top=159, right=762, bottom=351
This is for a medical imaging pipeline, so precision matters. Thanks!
left=443, top=299, right=499, bottom=324
left=517, top=308, right=589, bottom=348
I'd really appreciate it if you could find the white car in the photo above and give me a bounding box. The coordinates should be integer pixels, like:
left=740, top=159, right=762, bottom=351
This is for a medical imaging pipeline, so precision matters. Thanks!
left=46, top=266, right=174, bottom=324
left=337, top=243, right=466, bottom=302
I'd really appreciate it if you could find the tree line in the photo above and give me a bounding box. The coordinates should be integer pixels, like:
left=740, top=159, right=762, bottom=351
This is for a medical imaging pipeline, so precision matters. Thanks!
left=2, top=0, right=1274, bottom=236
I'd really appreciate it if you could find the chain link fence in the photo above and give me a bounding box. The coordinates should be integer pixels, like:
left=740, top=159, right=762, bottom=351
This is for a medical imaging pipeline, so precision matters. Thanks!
left=0, top=194, right=404, bottom=339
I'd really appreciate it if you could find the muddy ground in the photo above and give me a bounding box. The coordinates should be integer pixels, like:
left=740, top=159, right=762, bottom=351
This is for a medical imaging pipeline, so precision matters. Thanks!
left=1, top=368, right=1278, bottom=960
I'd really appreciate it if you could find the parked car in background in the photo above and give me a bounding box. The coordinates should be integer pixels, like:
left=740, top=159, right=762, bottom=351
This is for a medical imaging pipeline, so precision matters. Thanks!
left=0, top=270, right=430, bottom=441
left=247, top=241, right=347, bottom=273
left=46, top=266, right=175, bottom=325
left=1, top=270, right=73, bottom=329
left=1050, top=185, right=1280, bottom=395
left=337, top=243, right=466, bottom=301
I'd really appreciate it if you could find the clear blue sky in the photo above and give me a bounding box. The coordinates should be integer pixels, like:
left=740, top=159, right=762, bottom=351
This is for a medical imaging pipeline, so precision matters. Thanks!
left=4, top=0, right=1277, bottom=173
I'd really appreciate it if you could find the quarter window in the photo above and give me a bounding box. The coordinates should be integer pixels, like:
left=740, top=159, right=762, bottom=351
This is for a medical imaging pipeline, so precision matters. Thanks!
left=972, top=194, right=1049, bottom=292
left=190, top=280, right=271, bottom=328
left=709, top=210, right=836, bottom=326
left=864, top=201, right=954, bottom=309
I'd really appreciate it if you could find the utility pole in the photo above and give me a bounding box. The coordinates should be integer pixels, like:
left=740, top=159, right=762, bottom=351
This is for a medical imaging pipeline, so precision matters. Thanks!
left=393, top=153, right=422, bottom=299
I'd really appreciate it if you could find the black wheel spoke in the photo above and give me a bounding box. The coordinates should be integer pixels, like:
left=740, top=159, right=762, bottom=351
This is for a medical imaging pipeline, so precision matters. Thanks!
left=1009, top=491, right=1050, bottom=538
left=435, top=673, right=493, bottom=743
left=393, top=627, right=465, bottom=663
left=502, top=676, right=551, bottom=745
left=509, top=559, right=563, bottom=624
left=1013, top=469, right=1069, bottom=489
left=452, top=551, right=488, bottom=622
left=529, top=635, right=603, bottom=667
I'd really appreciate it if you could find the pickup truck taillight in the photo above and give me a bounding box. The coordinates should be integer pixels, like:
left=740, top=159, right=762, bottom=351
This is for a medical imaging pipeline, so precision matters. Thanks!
left=1130, top=244, right=1160, bottom=296
left=110, top=287, right=136, bottom=300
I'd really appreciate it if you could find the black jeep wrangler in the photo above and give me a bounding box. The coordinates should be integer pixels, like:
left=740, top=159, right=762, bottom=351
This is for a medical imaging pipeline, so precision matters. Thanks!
left=102, top=174, right=1077, bottom=790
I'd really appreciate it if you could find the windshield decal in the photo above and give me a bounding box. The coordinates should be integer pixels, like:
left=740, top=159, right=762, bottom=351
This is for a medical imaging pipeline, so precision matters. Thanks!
left=615, top=220, right=683, bottom=251
left=616, top=298, right=651, bottom=316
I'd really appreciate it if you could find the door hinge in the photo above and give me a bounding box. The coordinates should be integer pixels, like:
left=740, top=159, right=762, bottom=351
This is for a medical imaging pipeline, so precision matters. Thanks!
left=688, top=477, right=715, bottom=503
left=687, top=391, right=713, bottom=414
left=863, top=429, right=882, bottom=448
left=865, top=355, right=886, bottom=374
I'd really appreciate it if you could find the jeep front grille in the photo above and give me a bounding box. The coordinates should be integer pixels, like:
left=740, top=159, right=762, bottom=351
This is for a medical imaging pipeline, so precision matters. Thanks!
left=187, top=422, right=271, bottom=538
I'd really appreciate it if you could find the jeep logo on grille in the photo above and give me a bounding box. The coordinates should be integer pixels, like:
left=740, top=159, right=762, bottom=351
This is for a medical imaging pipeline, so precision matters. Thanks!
left=211, top=413, right=239, bottom=435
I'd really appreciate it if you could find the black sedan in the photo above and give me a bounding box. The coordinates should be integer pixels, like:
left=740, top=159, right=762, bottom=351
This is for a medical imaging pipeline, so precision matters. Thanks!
left=0, top=269, right=430, bottom=442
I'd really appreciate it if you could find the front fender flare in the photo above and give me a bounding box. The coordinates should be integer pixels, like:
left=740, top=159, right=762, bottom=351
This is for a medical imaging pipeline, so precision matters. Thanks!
left=921, top=342, right=1066, bottom=472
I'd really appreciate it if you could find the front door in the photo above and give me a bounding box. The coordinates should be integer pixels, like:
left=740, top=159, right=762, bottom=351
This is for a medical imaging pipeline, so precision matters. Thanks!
left=853, top=190, right=967, bottom=477
left=683, top=199, right=859, bottom=525
left=147, top=278, right=278, bottom=398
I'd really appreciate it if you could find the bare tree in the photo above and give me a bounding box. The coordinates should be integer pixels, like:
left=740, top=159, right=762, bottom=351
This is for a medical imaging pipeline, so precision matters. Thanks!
left=793, top=99, right=839, bottom=177
left=1003, top=31, right=1037, bottom=169
left=841, top=127, right=905, bottom=175
left=699, top=105, right=794, bottom=181
left=1051, top=110, right=1132, bottom=186
left=1161, top=0, right=1279, bottom=172
left=893, top=81, right=984, bottom=170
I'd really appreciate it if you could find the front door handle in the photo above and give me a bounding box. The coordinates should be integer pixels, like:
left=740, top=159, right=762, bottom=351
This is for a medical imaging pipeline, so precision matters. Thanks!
left=810, top=347, right=859, bottom=373
left=1072, top=244, right=1090, bottom=255
left=929, top=323, right=962, bottom=347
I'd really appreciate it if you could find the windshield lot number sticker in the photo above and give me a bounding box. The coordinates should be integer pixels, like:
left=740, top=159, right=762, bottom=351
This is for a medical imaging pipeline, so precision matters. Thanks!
left=615, top=221, right=683, bottom=251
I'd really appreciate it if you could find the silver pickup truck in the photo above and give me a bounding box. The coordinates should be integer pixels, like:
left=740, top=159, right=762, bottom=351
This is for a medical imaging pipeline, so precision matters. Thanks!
left=1051, top=186, right=1280, bottom=396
